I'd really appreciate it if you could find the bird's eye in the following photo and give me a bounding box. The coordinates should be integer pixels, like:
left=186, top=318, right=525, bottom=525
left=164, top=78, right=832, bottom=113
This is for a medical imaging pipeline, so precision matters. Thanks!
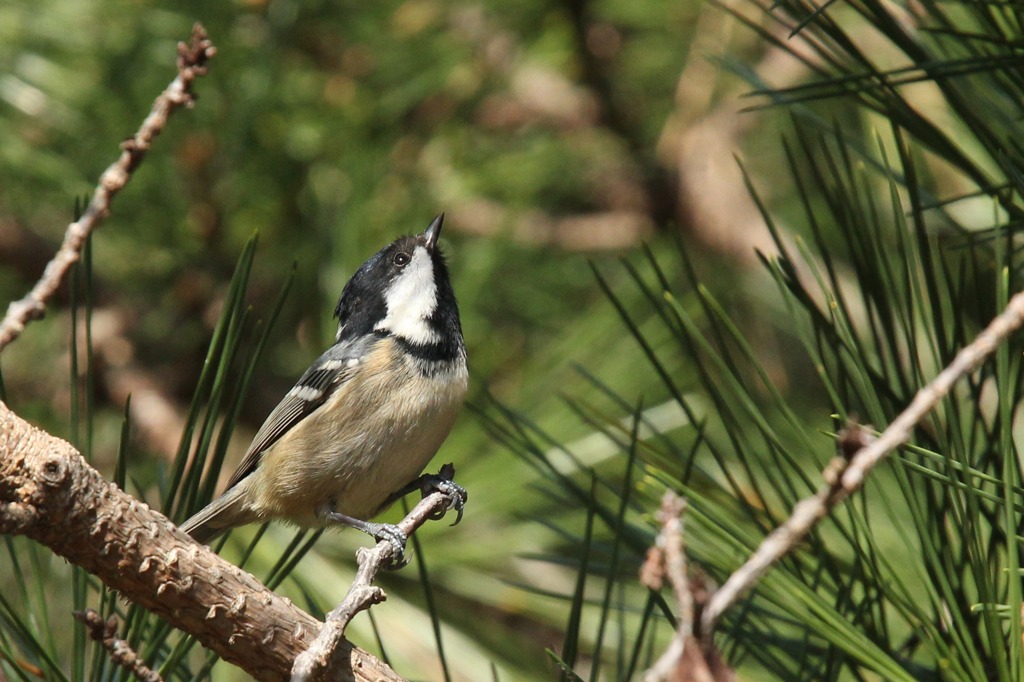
left=393, top=252, right=410, bottom=266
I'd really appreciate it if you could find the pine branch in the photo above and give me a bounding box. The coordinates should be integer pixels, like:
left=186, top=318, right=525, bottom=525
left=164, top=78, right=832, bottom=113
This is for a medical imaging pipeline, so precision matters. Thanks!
left=0, top=401, right=403, bottom=682
left=701, top=286, right=1024, bottom=633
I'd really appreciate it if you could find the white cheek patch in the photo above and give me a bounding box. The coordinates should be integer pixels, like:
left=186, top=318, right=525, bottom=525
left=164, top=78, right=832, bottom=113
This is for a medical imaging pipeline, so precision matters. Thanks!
left=374, top=246, right=440, bottom=345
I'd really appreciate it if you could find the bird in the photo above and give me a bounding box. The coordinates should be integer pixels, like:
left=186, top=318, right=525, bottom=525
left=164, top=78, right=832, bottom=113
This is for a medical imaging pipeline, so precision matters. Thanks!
left=178, top=213, right=468, bottom=561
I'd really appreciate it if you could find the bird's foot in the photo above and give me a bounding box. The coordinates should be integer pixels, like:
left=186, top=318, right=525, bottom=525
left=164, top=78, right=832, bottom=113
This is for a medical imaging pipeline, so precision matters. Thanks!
left=417, top=463, right=468, bottom=525
left=325, top=510, right=409, bottom=568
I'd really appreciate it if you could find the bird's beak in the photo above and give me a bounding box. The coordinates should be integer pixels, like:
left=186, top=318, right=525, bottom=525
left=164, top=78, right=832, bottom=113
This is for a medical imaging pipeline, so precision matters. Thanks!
left=423, top=213, right=444, bottom=252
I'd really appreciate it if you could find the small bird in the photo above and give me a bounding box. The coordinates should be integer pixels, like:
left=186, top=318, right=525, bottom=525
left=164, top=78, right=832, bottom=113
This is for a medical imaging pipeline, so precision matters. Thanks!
left=179, top=214, right=468, bottom=560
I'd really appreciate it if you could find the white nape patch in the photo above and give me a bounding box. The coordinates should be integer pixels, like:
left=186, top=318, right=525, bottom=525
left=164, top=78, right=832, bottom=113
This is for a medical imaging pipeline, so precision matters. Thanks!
left=288, top=385, right=322, bottom=402
left=374, top=246, right=440, bottom=344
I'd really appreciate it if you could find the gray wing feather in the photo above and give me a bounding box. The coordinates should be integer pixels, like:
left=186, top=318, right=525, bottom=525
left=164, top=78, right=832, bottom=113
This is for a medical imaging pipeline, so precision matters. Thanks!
left=178, top=484, right=249, bottom=542
left=223, top=336, right=373, bottom=490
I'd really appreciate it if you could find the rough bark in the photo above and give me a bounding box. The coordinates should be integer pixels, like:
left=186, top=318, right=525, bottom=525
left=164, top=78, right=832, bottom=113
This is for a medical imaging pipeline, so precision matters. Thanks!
left=0, top=401, right=402, bottom=682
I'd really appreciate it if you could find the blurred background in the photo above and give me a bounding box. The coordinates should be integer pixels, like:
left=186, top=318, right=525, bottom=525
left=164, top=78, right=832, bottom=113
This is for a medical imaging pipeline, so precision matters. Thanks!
left=3, top=0, right=1023, bottom=680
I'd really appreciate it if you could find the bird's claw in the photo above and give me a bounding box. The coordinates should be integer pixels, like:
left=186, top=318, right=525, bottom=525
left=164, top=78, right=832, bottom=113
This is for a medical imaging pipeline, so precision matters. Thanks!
left=324, top=507, right=411, bottom=569
left=372, top=522, right=410, bottom=569
left=420, top=474, right=468, bottom=526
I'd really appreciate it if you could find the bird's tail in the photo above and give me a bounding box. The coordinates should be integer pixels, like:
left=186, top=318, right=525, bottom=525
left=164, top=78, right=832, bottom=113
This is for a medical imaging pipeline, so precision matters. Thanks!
left=178, top=485, right=252, bottom=544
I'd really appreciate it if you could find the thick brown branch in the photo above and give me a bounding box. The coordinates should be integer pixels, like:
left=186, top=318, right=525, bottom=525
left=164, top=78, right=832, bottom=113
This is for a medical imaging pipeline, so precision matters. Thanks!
left=0, top=401, right=402, bottom=682
left=0, top=23, right=215, bottom=353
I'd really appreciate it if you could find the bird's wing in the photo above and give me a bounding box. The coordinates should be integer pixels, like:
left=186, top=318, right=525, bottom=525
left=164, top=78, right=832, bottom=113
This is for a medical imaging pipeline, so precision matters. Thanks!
left=223, top=335, right=375, bottom=490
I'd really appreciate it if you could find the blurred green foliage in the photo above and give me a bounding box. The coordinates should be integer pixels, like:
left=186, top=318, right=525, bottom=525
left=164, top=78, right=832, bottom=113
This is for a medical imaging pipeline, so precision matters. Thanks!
left=3, top=0, right=1023, bottom=679
left=0, top=0, right=698, bottom=429
left=0, top=1, right=706, bottom=678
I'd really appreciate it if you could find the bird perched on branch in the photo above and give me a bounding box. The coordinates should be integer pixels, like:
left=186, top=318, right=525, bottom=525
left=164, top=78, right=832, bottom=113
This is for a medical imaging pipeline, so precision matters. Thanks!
left=179, top=214, right=468, bottom=562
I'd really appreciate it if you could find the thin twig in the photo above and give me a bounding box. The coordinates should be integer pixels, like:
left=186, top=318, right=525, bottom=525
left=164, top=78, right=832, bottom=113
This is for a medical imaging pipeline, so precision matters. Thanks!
left=641, top=492, right=733, bottom=681
left=74, top=609, right=163, bottom=682
left=701, top=286, right=1024, bottom=634
left=0, top=23, right=216, bottom=353
left=290, top=463, right=465, bottom=681
left=641, top=491, right=692, bottom=682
